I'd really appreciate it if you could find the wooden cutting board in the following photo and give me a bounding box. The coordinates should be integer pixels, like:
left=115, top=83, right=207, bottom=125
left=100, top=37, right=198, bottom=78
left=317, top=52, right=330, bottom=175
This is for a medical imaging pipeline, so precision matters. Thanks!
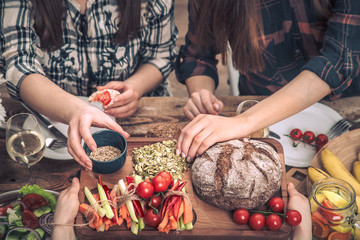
left=75, top=137, right=292, bottom=240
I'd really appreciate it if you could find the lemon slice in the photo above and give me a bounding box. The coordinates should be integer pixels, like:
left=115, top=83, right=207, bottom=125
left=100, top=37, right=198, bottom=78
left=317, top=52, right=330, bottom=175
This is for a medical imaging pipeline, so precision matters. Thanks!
left=330, top=224, right=353, bottom=233
left=323, top=190, right=349, bottom=209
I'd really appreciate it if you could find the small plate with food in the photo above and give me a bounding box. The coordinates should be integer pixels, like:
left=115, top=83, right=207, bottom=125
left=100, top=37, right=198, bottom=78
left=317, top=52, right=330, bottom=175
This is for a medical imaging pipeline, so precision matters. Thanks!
left=269, top=102, right=343, bottom=168
left=0, top=185, right=58, bottom=239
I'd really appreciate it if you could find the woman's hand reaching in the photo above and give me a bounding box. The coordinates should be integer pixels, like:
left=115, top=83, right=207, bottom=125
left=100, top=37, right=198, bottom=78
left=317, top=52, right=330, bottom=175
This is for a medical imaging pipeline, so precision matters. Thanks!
left=67, top=104, right=129, bottom=170
left=183, top=89, right=224, bottom=120
left=176, top=114, right=243, bottom=161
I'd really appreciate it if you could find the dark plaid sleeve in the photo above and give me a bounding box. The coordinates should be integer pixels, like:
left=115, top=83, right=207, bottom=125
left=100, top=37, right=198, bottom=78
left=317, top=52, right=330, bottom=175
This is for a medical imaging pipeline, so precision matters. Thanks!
left=302, top=0, right=360, bottom=100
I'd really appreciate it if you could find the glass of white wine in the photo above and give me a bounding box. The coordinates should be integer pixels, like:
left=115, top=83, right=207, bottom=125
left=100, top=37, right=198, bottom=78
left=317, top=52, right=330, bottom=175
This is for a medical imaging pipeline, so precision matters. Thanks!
left=6, top=113, right=45, bottom=184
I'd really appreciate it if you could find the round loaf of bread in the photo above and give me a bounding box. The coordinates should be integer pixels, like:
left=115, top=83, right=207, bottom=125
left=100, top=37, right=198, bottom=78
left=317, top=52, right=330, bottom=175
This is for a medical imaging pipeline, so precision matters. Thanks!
left=191, top=138, right=282, bottom=210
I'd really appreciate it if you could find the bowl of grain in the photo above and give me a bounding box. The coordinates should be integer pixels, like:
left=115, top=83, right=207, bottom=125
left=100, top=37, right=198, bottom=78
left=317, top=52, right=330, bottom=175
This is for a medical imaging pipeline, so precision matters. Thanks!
left=83, top=130, right=127, bottom=174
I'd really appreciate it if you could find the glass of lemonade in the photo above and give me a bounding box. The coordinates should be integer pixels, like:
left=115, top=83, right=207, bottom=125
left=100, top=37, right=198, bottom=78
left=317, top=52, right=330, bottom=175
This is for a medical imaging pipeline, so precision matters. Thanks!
left=236, top=100, right=269, bottom=138
left=6, top=113, right=45, bottom=183
left=309, top=177, right=360, bottom=239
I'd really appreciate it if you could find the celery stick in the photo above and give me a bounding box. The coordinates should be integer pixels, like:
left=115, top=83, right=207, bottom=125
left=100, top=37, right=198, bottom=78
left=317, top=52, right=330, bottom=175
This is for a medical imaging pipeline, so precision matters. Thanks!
left=84, top=186, right=106, bottom=217
left=97, top=184, right=114, bottom=219
left=118, top=179, right=138, bottom=223
left=185, top=222, right=193, bottom=230
left=130, top=221, right=139, bottom=235
left=134, top=175, right=145, bottom=230
left=179, top=216, right=185, bottom=231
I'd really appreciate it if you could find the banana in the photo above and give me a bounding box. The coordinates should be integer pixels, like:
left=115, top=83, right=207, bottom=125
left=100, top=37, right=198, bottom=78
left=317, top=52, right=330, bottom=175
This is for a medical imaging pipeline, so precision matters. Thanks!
left=308, top=166, right=330, bottom=183
left=321, top=149, right=360, bottom=196
left=354, top=161, right=360, bottom=182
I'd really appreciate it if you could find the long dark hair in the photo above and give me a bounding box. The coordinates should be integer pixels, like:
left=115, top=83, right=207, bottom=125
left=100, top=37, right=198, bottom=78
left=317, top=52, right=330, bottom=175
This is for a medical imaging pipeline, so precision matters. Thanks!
left=189, top=0, right=333, bottom=74
left=31, top=0, right=141, bottom=51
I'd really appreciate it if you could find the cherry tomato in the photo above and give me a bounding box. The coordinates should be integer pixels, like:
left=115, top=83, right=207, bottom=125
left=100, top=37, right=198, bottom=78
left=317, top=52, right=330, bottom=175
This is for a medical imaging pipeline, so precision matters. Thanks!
left=21, top=193, right=48, bottom=211
left=233, top=208, right=250, bottom=225
left=266, top=214, right=282, bottom=231
left=157, top=171, right=173, bottom=187
left=268, top=197, right=284, bottom=213
left=285, top=210, right=302, bottom=226
left=146, top=195, right=162, bottom=209
left=0, top=204, right=13, bottom=216
left=22, top=209, right=40, bottom=228
left=289, top=128, right=302, bottom=140
left=302, top=131, right=315, bottom=144
left=151, top=175, right=168, bottom=192
left=248, top=213, right=266, bottom=230
left=136, top=181, right=154, bottom=199
left=316, top=134, right=329, bottom=152
left=144, top=209, right=161, bottom=228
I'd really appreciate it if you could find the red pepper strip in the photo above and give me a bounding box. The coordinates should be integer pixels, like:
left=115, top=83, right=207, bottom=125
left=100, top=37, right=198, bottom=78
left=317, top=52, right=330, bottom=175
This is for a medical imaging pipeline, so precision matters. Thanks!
left=126, top=176, right=145, bottom=218
left=173, top=197, right=182, bottom=220
left=98, top=176, right=117, bottom=224
left=319, top=199, right=343, bottom=222
left=163, top=182, right=187, bottom=217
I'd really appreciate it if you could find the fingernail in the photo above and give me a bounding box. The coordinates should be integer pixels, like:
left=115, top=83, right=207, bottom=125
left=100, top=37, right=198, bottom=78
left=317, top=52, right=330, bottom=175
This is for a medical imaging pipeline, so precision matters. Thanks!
left=181, top=152, right=186, bottom=158
left=214, top=103, right=219, bottom=111
left=186, top=156, right=191, bottom=162
left=176, top=149, right=180, bottom=155
left=86, top=161, right=93, bottom=168
left=90, top=145, right=97, bottom=152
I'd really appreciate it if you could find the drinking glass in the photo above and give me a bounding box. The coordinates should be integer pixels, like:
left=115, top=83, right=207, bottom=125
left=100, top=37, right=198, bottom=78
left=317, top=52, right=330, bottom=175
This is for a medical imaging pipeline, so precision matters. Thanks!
left=236, top=100, right=270, bottom=138
left=6, top=113, right=45, bottom=184
left=309, top=177, right=360, bottom=239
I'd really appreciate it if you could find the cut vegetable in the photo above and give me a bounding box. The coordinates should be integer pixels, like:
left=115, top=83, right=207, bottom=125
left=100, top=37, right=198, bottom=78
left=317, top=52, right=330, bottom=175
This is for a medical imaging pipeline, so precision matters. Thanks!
left=97, top=184, right=114, bottom=220
left=118, top=179, right=138, bottom=223
left=84, top=186, right=106, bottom=218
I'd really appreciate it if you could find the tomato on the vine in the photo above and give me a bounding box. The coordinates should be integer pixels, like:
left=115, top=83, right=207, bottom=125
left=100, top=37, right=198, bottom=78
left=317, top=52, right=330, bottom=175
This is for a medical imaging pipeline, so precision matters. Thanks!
left=302, top=131, right=315, bottom=144
left=266, top=214, right=282, bottom=231
left=144, top=209, right=161, bottom=228
left=289, top=128, right=302, bottom=140
left=136, top=181, right=154, bottom=199
left=151, top=175, right=168, bottom=192
left=146, top=195, right=162, bottom=209
left=285, top=210, right=302, bottom=226
left=249, top=213, right=266, bottom=230
left=233, top=208, right=250, bottom=225
left=268, top=197, right=284, bottom=213
left=157, top=171, right=173, bottom=187
left=316, top=134, right=329, bottom=151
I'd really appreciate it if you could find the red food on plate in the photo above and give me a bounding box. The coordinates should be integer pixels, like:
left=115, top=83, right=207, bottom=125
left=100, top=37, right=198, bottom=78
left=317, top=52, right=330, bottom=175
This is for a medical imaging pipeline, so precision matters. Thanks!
left=88, top=89, right=120, bottom=106
left=21, top=193, right=48, bottom=211
left=302, top=131, right=315, bottom=144
left=289, top=128, right=302, bottom=140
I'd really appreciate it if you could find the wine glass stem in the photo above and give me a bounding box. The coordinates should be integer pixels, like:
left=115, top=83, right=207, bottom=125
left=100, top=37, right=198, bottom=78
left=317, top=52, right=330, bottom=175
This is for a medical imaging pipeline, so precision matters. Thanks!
left=28, top=166, right=34, bottom=185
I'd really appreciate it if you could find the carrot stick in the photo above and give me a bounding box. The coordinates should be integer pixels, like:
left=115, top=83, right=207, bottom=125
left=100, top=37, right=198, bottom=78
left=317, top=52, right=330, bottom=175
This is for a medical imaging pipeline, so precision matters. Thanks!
left=183, top=197, right=193, bottom=224
left=79, top=203, right=100, bottom=229
left=158, top=208, right=171, bottom=230
left=177, top=200, right=185, bottom=221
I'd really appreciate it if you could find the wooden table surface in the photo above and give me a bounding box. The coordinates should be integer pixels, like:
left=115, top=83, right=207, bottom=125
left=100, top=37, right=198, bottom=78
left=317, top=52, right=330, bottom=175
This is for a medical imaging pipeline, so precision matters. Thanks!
left=0, top=84, right=359, bottom=238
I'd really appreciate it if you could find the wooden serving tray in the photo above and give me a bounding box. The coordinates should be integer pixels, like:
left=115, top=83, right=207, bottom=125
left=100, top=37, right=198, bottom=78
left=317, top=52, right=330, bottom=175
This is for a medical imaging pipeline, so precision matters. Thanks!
left=75, top=137, right=292, bottom=240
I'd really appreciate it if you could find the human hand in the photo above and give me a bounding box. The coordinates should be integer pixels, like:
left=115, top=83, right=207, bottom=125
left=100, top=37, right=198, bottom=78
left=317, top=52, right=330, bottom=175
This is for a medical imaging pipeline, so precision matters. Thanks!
left=176, top=114, right=242, bottom=160
left=287, top=182, right=312, bottom=240
left=183, top=89, right=224, bottom=120
left=67, top=104, right=130, bottom=170
left=53, top=177, right=80, bottom=225
left=98, top=81, right=140, bottom=118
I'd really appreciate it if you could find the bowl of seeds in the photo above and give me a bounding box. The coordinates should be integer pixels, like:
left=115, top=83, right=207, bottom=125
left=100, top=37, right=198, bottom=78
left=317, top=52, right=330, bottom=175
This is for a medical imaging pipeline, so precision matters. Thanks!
left=83, top=130, right=127, bottom=174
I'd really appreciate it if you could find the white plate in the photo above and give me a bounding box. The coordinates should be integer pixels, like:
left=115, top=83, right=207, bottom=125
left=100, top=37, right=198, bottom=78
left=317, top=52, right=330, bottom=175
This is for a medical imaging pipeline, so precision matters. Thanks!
left=38, top=97, right=112, bottom=160
left=268, top=102, right=344, bottom=167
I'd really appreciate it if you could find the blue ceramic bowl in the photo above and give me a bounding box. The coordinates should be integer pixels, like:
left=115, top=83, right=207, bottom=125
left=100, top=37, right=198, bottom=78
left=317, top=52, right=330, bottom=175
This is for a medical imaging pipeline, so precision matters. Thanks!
left=83, top=130, right=127, bottom=174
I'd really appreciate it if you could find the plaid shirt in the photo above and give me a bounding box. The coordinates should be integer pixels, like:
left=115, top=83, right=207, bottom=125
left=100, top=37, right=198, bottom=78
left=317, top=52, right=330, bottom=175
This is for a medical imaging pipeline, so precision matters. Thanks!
left=0, top=0, right=178, bottom=101
left=176, top=0, right=360, bottom=100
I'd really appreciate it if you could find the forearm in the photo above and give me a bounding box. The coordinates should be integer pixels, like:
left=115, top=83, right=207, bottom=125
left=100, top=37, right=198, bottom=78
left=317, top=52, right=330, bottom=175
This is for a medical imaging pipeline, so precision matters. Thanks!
left=52, top=226, right=76, bottom=240
left=238, top=70, right=331, bottom=133
left=19, top=74, right=89, bottom=124
left=184, top=76, right=216, bottom=95
left=125, top=64, right=163, bottom=97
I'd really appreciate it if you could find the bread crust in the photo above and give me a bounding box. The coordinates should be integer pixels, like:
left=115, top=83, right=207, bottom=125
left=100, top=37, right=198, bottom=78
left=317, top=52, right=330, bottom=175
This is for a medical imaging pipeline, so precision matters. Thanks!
left=191, top=138, right=282, bottom=210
